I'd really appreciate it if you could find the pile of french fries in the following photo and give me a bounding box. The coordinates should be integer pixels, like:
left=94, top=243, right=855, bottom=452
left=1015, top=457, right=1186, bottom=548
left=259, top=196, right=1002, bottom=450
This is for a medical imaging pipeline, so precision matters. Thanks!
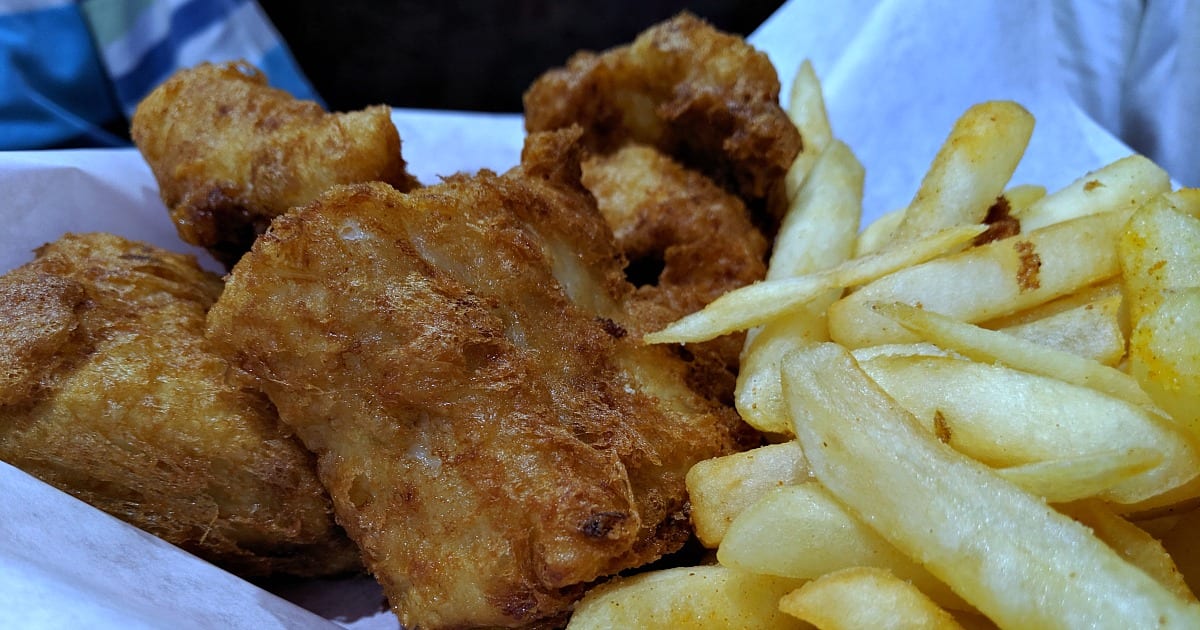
left=569, top=61, right=1200, bottom=628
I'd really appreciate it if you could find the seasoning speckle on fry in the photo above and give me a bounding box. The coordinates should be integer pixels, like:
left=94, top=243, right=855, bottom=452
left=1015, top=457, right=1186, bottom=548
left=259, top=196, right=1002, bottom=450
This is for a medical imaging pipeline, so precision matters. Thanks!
left=1014, top=239, right=1042, bottom=291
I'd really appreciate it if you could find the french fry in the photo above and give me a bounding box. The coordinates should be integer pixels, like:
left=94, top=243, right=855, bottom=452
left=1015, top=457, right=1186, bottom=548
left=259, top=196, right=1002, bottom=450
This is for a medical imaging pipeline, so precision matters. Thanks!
left=781, top=342, right=1200, bottom=628
left=994, top=292, right=1126, bottom=365
left=868, top=301, right=1154, bottom=409
left=766, top=140, right=863, bottom=281
left=778, top=567, right=964, bottom=630
left=1129, top=288, right=1200, bottom=440
left=783, top=59, right=835, bottom=198
left=853, top=206, right=906, bottom=257
left=856, top=353, right=1197, bottom=506
left=736, top=329, right=824, bottom=435
left=686, top=441, right=811, bottom=548
left=1120, top=192, right=1200, bottom=438
left=887, top=101, right=1034, bottom=245
left=994, top=450, right=1161, bottom=504
left=1119, top=192, right=1200, bottom=326
left=979, top=278, right=1122, bottom=328
left=1000, top=184, right=1047, bottom=216
left=736, top=140, right=863, bottom=433
left=565, top=565, right=806, bottom=629
left=828, top=209, right=1132, bottom=349
left=849, top=342, right=951, bottom=361
left=857, top=185, right=1042, bottom=258
left=1060, top=501, right=1196, bottom=602
left=644, top=223, right=984, bottom=344
left=1018, top=155, right=1171, bottom=233
left=718, top=483, right=967, bottom=610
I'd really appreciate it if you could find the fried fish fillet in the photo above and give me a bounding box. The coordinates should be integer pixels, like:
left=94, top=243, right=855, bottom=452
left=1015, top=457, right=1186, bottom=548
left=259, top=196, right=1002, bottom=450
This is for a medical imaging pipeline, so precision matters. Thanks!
left=523, top=12, right=800, bottom=212
left=0, top=233, right=360, bottom=578
left=582, top=144, right=769, bottom=377
left=206, top=129, right=756, bottom=628
left=131, top=61, right=420, bottom=268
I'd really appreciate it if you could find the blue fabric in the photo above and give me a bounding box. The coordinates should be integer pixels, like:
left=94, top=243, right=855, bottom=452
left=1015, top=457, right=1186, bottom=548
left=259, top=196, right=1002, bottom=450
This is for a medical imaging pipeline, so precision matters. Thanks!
left=0, top=0, right=318, bottom=150
left=0, top=5, right=125, bottom=149
left=110, top=0, right=255, bottom=114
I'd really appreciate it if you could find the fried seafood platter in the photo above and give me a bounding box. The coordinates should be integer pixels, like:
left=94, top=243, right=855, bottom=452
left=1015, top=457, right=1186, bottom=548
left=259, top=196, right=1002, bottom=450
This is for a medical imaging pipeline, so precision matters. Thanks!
left=1, top=12, right=799, bottom=630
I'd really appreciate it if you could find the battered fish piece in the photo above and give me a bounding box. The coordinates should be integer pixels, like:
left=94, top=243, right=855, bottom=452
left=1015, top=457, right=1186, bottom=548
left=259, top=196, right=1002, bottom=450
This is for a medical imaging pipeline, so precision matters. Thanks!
left=583, top=144, right=769, bottom=377
left=524, top=12, right=800, bottom=213
left=131, top=61, right=420, bottom=268
left=206, top=130, right=756, bottom=628
left=0, top=233, right=360, bottom=578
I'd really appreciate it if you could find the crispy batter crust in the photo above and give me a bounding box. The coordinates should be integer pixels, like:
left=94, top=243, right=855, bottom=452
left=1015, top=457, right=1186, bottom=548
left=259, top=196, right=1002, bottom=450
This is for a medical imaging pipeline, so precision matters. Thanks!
left=206, top=130, right=756, bottom=628
left=523, top=12, right=800, bottom=210
left=131, top=61, right=420, bottom=268
left=583, top=144, right=769, bottom=378
left=0, top=233, right=359, bottom=578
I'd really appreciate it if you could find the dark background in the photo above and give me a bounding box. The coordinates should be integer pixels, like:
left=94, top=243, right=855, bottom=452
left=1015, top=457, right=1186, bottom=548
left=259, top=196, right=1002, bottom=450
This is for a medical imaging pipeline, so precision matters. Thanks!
left=259, top=0, right=785, bottom=113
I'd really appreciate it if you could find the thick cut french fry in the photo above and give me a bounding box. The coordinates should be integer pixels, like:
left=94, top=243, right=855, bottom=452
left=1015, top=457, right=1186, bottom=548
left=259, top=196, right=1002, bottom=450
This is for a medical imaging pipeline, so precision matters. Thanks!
left=767, top=140, right=863, bottom=281
left=994, top=450, right=1161, bottom=504
left=565, top=565, right=806, bottom=629
left=1120, top=192, right=1200, bottom=437
left=829, top=209, right=1132, bottom=348
left=1060, top=501, right=1196, bottom=602
left=979, top=279, right=1122, bottom=328
left=737, top=326, right=824, bottom=435
left=686, top=441, right=811, bottom=548
left=1120, top=193, right=1200, bottom=327
left=853, top=206, right=906, bottom=257
left=782, top=342, right=1200, bottom=628
left=869, top=301, right=1154, bottom=409
left=995, top=292, right=1126, bottom=365
left=718, top=484, right=966, bottom=610
left=1130, top=288, right=1200, bottom=439
left=737, top=141, right=863, bottom=433
left=783, top=59, right=835, bottom=197
left=857, top=353, right=1197, bottom=506
left=1001, top=184, right=1047, bottom=216
left=1018, top=155, right=1171, bottom=233
left=778, top=567, right=964, bottom=630
left=645, top=224, right=983, bottom=344
left=887, top=101, right=1034, bottom=245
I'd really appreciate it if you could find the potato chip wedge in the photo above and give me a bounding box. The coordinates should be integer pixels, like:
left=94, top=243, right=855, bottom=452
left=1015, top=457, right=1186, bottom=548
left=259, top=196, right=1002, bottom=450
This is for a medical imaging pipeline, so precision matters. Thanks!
left=888, top=101, right=1033, bottom=245
left=778, top=567, right=964, bottom=630
left=645, top=224, right=983, bottom=344
left=565, top=565, right=806, bottom=629
left=718, top=483, right=966, bottom=610
left=781, top=342, right=1200, bottom=628
left=828, top=209, right=1132, bottom=348
left=856, top=353, right=1198, bottom=506
left=686, top=441, right=811, bottom=548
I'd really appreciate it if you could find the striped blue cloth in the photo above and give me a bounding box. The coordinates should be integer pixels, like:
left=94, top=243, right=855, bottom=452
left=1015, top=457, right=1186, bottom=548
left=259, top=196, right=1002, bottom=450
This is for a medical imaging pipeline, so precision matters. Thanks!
left=0, top=0, right=318, bottom=150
